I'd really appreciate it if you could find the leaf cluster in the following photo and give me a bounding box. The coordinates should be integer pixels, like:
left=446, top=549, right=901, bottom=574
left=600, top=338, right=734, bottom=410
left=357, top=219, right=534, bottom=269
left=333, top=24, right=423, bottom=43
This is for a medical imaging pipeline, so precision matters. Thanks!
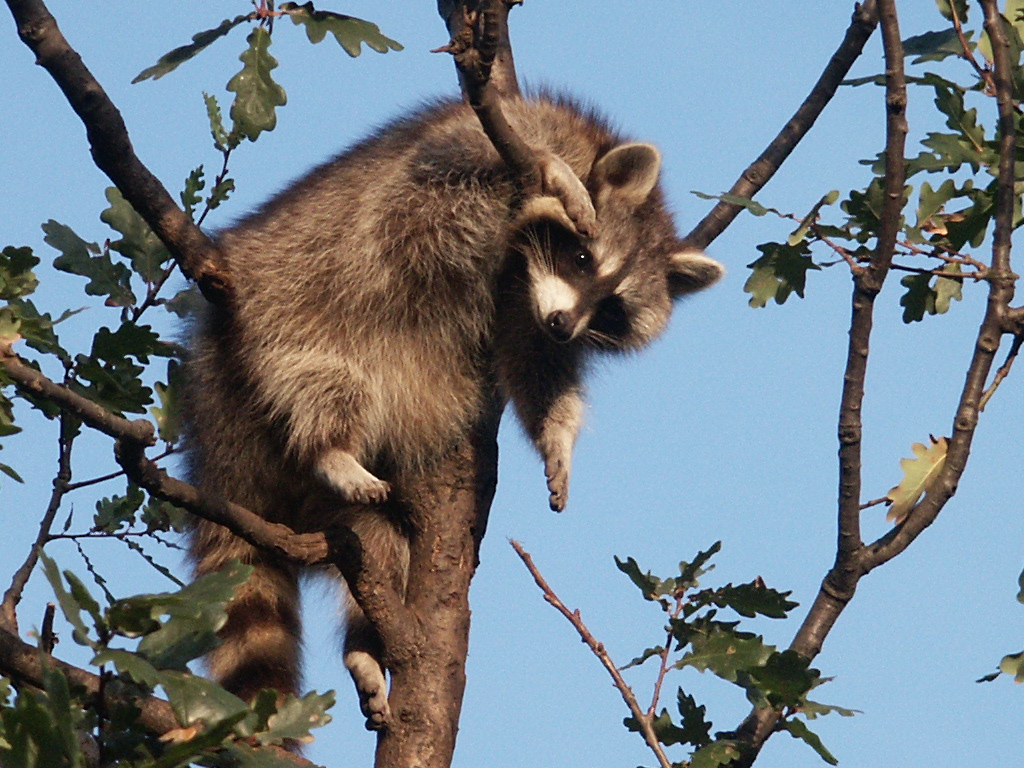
left=0, top=555, right=334, bottom=768
left=616, top=544, right=852, bottom=767
left=723, top=5, right=1024, bottom=323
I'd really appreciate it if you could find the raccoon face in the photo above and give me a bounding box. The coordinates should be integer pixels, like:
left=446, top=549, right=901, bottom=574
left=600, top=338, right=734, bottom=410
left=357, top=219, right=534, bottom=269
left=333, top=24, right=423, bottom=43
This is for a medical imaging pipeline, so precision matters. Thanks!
left=512, top=142, right=724, bottom=348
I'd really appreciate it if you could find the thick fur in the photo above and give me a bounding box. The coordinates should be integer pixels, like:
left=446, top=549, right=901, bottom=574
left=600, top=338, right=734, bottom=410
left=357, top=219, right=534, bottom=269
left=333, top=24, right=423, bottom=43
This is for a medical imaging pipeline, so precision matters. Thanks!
left=183, top=93, right=723, bottom=727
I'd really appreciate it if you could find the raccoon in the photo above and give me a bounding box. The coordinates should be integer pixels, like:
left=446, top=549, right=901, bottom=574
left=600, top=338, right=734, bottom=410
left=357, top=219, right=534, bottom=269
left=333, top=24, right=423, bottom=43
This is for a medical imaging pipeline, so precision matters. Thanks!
left=183, top=93, right=723, bottom=727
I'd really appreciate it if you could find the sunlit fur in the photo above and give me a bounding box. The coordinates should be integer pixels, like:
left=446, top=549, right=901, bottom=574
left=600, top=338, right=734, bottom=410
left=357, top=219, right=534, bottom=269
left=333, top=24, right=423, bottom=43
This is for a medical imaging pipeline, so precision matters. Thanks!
left=183, top=92, right=723, bottom=728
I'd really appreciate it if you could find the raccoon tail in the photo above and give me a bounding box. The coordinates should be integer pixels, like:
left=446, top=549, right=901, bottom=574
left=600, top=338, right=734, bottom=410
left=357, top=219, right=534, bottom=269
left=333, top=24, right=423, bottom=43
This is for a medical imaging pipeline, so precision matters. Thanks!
left=190, top=519, right=302, bottom=702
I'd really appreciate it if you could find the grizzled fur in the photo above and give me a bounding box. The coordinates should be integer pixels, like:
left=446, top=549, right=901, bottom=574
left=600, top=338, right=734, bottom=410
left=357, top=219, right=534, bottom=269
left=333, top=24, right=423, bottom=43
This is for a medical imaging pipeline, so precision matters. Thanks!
left=183, top=93, right=723, bottom=727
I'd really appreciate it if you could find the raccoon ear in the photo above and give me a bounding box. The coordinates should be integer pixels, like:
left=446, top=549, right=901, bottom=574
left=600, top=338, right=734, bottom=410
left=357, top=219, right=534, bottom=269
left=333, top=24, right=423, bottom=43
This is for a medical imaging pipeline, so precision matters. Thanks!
left=590, top=143, right=662, bottom=209
left=666, top=250, right=725, bottom=298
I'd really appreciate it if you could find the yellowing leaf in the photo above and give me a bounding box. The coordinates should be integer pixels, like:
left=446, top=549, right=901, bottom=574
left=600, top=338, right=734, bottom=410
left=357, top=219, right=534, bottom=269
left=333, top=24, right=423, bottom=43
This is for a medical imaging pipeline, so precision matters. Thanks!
left=885, top=436, right=949, bottom=524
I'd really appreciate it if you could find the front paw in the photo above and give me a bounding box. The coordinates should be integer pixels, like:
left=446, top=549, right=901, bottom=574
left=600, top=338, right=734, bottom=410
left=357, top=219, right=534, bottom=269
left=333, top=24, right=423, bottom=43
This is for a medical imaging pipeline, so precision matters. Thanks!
left=536, top=149, right=597, bottom=239
left=545, top=457, right=570, bottom=512
left=345, top=650, right=391, bottom=731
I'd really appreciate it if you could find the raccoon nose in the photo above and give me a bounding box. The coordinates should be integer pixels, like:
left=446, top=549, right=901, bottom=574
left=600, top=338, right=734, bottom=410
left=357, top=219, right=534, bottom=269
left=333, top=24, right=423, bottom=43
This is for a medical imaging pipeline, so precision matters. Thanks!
left=546, top=311, right=574, bottom=342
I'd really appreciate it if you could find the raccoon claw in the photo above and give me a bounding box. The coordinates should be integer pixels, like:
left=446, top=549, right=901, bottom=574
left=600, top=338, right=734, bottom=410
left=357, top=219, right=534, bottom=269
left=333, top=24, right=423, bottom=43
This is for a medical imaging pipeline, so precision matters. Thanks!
left=536, top=149, right=597, bottom=239
left=545, top=461, right=570, bottom=512
left=317, top=449, right=390, bottom=504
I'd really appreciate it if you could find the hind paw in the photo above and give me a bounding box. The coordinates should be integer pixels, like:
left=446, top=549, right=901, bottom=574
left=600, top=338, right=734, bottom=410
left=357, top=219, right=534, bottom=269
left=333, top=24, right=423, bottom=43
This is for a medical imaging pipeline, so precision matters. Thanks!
left=345, top=650, right=391, bottom=730
left=317, top=449, right=390, bottom=504
left=545, top=457, right=570, bottom=512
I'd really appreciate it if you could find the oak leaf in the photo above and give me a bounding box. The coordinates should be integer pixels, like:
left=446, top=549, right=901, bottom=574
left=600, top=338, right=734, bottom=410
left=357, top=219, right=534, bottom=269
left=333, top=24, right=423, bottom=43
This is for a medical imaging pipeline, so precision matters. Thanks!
left=885, top=436, right=949, bottom=524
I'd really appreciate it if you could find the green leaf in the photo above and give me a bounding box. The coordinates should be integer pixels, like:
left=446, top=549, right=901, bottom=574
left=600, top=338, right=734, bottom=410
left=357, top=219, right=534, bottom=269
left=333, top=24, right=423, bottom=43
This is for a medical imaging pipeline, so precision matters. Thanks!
left=799, top=698, right=860, bottom=719
left=41, top=665, right=84, bottom=768
left=282, top=1, right=402, bottom=56
left=160, top=670, right=249, bottom=728
left=133, top=15, right=252, bottom=83
left=204, top=92, right=238, bottom=152
left=256, top=690, right=334, bottom=745
left=163, top=285, right=206, bottom=319
left=39, top=553, right=97, bottom=649
left=94, top=484, right=146, bottom=533
left=208, top=177, right=236, bottom=212
left=679, top=626, right=775, bottom=683
left=45, top=220, right=136, bottom=307
left=691, top=191, right=781, bottom=218
left=91, top=648, right=164, bottom=689
left=0, top=390, right=21, bottom=438
left=182, top=166, right=205, bottom=222
left=624, top=708, right=692, bottom=748
left=780, top=718, right=838, bottom=765
left=150, top=359, right=183, bottom=444
left=903, top=29, right=970, bottom=64
left=1016, top=567, right=1024, bottom=604
left=64, top=571, right=105, bottom=632
left=934, top=0, right=968, bottom=23
left=227, top=28, right=288, bottom=142
left=109, top=560, right=253, bottom=670
left=0, top=461, right=24, bottom=484
left=899, top=273, right=935, bottom=323
left=788, top=190, right=839, bottom=246
left=225, top=740, right=310, bottom=768
left=0, top=246, right=39, bottom=300
left=677, top=541, right=721, bottom=591
left=747, top=650, right=818, bottom=708
left=93, top=322, right=169, bottom=365
left=614, top=556, right=668, bottom=600
left=743, top=241, right=820, bottom=308
left=933, top=264, right=963, bottom=314
left=4, top=299, right=75, bottom=363
left=71, top=351, right=150, bottom=415
left=689, top=739, right=743, bottom=768
left=676, top=688, right=713, bottom=748
left=707, top=580, right=798, bottom=619
left=100, top=187, right=173, bottom=283
left=621, top=645, right=665, bottom=670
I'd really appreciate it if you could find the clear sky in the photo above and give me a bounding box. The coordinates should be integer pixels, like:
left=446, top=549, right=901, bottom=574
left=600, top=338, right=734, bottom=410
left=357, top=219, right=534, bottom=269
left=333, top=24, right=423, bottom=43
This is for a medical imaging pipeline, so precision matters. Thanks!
left=2, top=2, right=1023, bottom=767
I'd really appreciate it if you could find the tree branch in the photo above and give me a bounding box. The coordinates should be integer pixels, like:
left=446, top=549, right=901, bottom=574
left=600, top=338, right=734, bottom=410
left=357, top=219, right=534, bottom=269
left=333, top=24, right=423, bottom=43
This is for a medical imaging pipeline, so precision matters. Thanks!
left=0, top=624, right=322, bottom=768
left=510, top=540, right=673, bottom=768
left=4, top=0, right=232, bottom=306
left=731, top=1, right=906, bottom=761
left=680, top=0, right=879, bottom=251
left=0, top=348, right=415, bottom=656
left=860, top=0, right=1019, bottom=570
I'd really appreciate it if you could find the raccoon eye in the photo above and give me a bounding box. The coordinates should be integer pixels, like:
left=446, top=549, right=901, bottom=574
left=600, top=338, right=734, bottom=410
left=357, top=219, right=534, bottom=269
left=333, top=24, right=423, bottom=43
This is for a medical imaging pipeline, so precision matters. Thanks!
left=574, top=249, right=594, bottom=272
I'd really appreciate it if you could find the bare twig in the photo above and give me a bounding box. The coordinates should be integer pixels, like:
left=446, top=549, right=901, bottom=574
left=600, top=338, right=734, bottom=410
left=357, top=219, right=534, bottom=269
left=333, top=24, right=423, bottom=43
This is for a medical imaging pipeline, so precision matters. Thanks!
left=1, top=411, right=75, bottom=633
left=510, top=540, right=673, bottom=768
left=979, top=333, right=1024, bottom=411
left=39, top=603, right=56, bottom=654
left=950, top=0, right=995, bottom=90
left=681, top=0, right=879, bottom=251
left=4, top=0, right=232, bottom=305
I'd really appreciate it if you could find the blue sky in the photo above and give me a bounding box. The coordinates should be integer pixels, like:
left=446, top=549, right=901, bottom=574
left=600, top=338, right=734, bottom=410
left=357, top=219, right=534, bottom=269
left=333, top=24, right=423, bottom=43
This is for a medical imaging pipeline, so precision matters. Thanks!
left=2, top=2, right=1023, bottom=766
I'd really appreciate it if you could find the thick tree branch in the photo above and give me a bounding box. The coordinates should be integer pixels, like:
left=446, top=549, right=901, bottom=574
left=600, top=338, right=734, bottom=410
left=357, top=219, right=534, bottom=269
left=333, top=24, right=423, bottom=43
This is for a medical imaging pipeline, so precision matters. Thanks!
left=5, top=0, right=232, bottom=306
left=510, top=540, right=673, bottom=768
left=680, top=0, right=879, bottom=251
left=0, top=624, right=322, bottom=768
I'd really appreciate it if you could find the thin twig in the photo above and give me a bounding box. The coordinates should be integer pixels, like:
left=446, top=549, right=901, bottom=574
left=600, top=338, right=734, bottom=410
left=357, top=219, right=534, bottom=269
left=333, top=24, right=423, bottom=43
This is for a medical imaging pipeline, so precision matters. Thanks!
left=0, top=411, right=75, bottom=633
left=510, top=540, right=673, bottom=768
left=950, top=0, right=995, bottom=90
left=980, top=333, right=1024, bottom=411
left=681, top=0, right=879, bottom=251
